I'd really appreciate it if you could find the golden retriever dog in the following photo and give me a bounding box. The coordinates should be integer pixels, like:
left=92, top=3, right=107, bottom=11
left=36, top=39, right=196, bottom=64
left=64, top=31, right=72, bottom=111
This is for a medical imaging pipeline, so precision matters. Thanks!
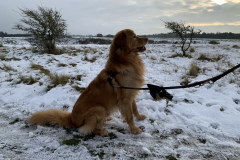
left=28, top=29, right=148, bottom=136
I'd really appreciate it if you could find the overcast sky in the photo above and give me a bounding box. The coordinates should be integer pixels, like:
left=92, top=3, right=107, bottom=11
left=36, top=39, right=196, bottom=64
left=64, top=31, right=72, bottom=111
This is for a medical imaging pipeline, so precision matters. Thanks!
left=1, top=0, right=239, bottom=35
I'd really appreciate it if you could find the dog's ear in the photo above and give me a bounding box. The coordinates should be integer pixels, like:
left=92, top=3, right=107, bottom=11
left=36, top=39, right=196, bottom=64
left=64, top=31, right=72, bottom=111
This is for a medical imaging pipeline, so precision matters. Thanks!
left=113, top=32, right=127, bottom=49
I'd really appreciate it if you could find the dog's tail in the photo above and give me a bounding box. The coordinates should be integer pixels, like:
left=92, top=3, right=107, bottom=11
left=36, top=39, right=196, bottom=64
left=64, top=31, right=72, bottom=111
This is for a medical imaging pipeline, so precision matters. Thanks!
left=28, top=109, right=76, bottom=128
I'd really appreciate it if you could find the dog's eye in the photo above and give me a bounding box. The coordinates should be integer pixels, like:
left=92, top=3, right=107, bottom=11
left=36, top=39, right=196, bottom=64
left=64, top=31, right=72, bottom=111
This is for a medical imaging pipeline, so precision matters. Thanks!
left=133, top=35, right=137, bottom=38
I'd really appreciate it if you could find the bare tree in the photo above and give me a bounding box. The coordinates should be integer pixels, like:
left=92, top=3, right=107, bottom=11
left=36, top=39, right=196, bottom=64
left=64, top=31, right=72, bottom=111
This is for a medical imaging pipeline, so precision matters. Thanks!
left=13, top=6, right=67, bottom=54
left=164, top=21, right=201, bottom=57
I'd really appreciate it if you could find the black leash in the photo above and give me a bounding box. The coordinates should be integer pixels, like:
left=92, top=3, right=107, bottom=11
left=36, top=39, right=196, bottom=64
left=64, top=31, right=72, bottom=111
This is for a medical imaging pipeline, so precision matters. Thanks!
left=108, top=64, right=240, bottom=100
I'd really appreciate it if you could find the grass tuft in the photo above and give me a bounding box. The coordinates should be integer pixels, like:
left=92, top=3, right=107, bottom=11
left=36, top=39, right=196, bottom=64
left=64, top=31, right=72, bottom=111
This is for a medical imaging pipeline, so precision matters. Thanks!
left=30, top=63, right=50, bottom=76
left=188, top=62, right=200, bottom=77
left=1, top=63, right=17, bottom=72
left=197, top=54, right=212, bottom=61
left=18, top=75, right=39, bottom=85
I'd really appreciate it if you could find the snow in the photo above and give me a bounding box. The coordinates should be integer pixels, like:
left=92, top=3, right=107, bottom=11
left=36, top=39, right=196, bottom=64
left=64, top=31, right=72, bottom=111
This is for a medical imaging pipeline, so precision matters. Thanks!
left=0, top=37, right=240, bottom=159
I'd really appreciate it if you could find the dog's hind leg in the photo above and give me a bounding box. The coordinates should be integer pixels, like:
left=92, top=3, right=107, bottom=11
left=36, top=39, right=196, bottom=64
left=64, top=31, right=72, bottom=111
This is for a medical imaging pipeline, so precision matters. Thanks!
left=78, top=107, right=108, bottom=136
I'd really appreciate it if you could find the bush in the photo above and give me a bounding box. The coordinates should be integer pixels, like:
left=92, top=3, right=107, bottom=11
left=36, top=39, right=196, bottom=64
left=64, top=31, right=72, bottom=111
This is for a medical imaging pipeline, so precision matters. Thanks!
left=75, top=38, right=112, bottom=44
left=13, top=6, right=67, bottom=54
left=209, top=40, right=219, bottom=44
left=232, top=45, right=239, bottom=49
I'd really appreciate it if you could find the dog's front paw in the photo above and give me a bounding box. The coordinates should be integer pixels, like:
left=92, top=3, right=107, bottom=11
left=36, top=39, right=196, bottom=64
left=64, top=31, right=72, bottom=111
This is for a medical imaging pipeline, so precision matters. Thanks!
left=130, top=127, right=142, bottom=134
left=137, top=114, right=147, bottom=121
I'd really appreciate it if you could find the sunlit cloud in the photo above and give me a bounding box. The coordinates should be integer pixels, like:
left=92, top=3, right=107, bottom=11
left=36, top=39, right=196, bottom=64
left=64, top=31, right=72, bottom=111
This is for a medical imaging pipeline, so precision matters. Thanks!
left=187, top=21, right=240, bottom=26
left=212, top=0, right=227, bottom=5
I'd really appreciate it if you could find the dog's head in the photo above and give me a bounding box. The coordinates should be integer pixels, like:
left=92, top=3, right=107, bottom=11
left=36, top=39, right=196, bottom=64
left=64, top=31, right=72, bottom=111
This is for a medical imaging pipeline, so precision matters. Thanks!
left=113, top=29, right=148, bottom=53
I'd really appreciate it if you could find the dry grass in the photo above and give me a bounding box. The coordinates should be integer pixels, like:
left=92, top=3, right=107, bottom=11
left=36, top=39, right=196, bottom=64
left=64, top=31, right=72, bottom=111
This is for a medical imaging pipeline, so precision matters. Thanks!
left=1, top=63, right=17, bottom=72
left=17, top=75, right=39, bottom=85
left=47, top=73, right=71, bottom=91
left=197, top=54, right=225, bottom=62
left=188, top=62, right=200, bottom=77
left=0, top=54, right=6, bottom=61
left=30, top=63, right=50, bottom=76
left=0, top=54, right=21, bottom=61
left=190, top=47, right=195, bottom=53
left=197, top=54, right=212, bottom=61
left=169, top=53, right=192, bottom=58
left=58, top=63, right=67, bottom=67
left=180, top=76, right=191, bottom=86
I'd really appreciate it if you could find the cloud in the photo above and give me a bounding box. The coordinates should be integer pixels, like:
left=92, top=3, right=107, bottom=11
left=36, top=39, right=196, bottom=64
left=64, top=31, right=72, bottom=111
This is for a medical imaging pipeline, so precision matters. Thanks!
left=0, top=0, right=239, bottom=34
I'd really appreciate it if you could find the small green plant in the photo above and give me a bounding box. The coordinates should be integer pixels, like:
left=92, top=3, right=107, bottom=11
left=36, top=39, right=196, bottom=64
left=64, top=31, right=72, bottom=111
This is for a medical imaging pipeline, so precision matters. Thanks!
left=9, top=118, right=20, bottom=125
left=108, top=132, right=118, bottom=139
left=0, top=43, right=3, bottom=47
left=62, top=139, right=80, bottom=146
left=220, top=107, right=225, bottom=112
left=166, top=154, right=177, bottom=160
left=89, top=149, right=105, bottom=159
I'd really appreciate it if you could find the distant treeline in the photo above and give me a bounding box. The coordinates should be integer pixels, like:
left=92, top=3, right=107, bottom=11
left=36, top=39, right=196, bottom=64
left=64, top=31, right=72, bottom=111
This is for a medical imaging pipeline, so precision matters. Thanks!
left=1, top=31, right=240, bottom=39
left=142, top=32, right=240, bottom=39
left=0, top=31, right=31, bottom=37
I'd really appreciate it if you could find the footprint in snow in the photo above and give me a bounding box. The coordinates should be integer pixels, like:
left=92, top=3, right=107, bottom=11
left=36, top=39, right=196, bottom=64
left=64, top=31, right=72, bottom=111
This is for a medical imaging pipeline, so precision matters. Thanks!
left=206, top=102, right=218, bottom=107
left=233, top=99, right=240, bottom=105
left=210, top=123, right=220, bottom=129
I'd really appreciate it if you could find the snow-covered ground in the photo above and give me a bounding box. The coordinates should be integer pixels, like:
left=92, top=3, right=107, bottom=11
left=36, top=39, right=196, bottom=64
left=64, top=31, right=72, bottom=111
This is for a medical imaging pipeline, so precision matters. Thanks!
left=0, top=38, right=240, bottom=159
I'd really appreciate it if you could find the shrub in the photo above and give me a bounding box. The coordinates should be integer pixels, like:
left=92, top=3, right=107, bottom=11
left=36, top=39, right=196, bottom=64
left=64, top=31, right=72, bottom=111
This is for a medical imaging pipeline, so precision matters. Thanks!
left=232, top=45, right=239, bottom=49
left=209, top=40, right=219, bottom=44
left=164, top=21, right=201, bottom=57
left=13, top=6, right=67, bottom=54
